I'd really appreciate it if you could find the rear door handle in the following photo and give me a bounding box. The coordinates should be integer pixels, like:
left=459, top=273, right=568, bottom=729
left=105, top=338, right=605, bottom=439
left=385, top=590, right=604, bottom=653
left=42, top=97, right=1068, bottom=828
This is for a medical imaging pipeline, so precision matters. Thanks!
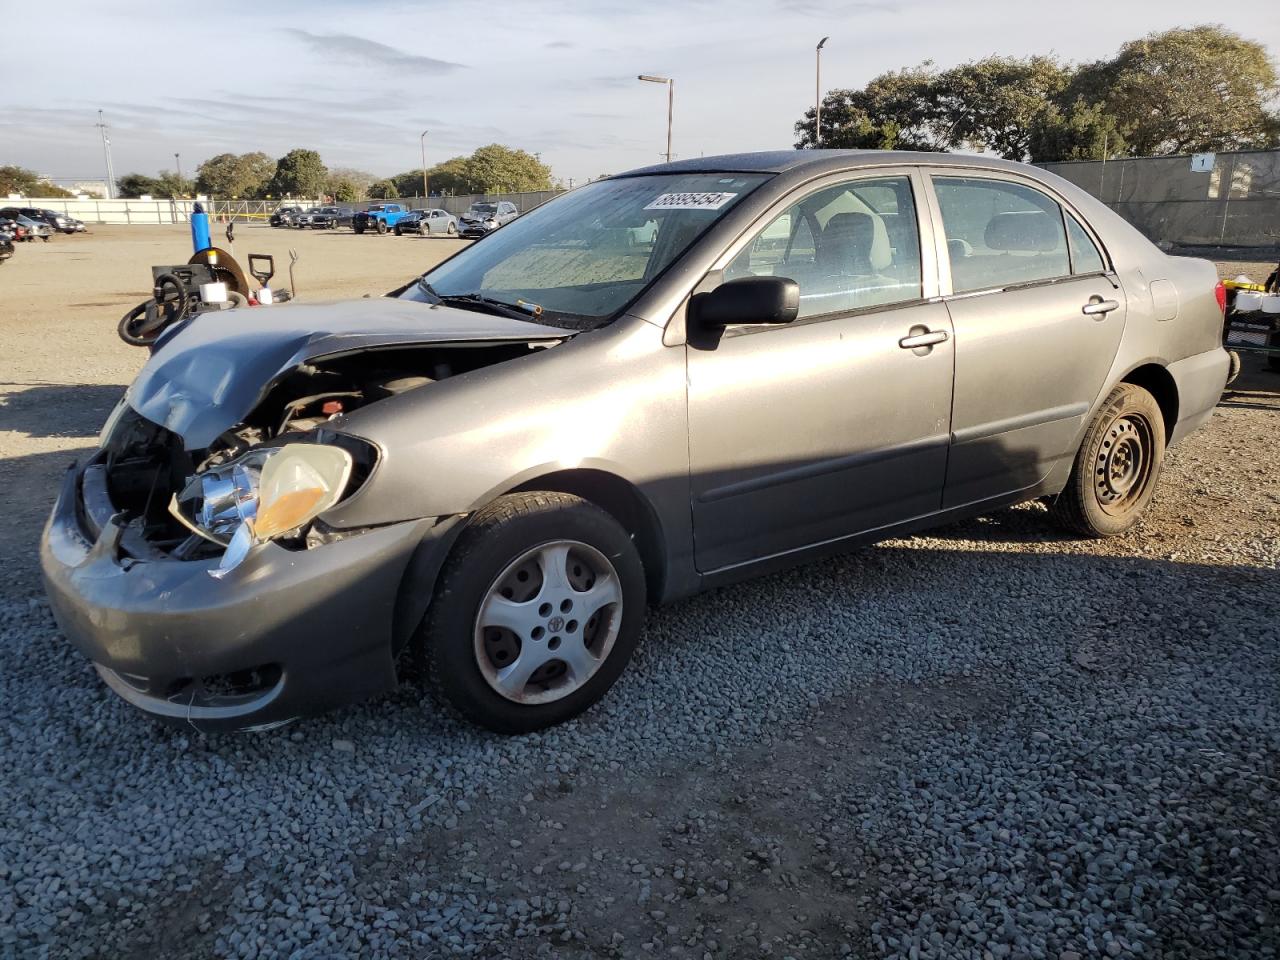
left=1082, top=297, right=1120, bottom=316
left=898, top=329, right=949, bottom=349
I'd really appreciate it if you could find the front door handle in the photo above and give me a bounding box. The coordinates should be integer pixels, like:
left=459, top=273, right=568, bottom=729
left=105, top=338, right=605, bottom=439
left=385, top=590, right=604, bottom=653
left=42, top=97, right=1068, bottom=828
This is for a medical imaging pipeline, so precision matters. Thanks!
left=898, top=328, right=949, bottom=350
left=1082, top=297, right=1120, bottom=317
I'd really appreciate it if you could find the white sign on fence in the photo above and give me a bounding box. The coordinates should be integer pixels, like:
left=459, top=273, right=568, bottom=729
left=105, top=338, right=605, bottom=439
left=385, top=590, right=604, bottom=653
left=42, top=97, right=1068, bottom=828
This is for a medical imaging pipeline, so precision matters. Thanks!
left=1190, top=153, right=1216, bottom=173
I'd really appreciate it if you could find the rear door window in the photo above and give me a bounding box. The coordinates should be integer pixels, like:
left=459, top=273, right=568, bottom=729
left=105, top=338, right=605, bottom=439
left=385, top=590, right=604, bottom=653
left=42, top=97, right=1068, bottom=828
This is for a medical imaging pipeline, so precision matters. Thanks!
left=1065, top=213, right=1106, bottom=275
left=932, top=177, right=1071, bottom=294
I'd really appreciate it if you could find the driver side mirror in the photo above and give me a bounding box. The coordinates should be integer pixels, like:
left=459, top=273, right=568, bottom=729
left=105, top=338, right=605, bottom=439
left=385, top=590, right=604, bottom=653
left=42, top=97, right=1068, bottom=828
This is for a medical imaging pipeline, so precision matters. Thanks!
left=690, top=275, right=800, bottom=328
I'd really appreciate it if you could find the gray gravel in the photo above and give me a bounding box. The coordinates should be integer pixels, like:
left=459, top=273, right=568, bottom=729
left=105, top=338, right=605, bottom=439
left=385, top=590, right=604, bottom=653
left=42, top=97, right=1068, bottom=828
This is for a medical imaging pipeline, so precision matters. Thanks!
left=2, top=359, right=1278, bottom=959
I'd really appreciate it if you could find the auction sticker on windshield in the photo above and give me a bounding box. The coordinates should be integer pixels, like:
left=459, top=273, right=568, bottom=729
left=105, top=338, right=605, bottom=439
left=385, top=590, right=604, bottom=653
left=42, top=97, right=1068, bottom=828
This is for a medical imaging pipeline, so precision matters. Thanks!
left=644, top=192, right=738, bottom=211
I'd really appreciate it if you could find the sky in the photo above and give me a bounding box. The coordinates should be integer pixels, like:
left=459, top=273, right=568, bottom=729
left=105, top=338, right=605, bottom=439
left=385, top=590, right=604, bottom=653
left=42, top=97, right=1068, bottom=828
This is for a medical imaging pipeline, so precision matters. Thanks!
left=3, top=0, right=1278, bottom=189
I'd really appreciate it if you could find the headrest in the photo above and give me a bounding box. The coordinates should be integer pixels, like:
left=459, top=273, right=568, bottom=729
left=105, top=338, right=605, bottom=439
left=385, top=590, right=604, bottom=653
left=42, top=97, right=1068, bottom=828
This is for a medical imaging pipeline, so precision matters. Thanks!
left=984, top=211, right=1060, bottom=253
left=823, top=211, right=891, bottom=271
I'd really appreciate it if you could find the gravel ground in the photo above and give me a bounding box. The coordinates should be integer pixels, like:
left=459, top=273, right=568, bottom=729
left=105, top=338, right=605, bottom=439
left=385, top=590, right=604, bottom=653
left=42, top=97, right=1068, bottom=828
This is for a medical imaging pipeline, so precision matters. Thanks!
left=0, top=238, right=1277, bottom=959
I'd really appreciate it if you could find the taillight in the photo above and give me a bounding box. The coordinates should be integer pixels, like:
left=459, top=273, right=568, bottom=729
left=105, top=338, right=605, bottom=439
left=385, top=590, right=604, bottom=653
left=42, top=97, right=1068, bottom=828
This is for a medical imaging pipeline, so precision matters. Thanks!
left=1214, top=280, right=1227, bottom=314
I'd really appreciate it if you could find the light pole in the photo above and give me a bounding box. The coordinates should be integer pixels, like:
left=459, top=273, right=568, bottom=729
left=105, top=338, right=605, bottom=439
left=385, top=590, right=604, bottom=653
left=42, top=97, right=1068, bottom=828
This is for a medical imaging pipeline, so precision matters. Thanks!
left=815, top=37, right=829, bottom=147
left=420, top=129, right=430, bottom=200
left=95, top=109, right=116, bottom=199
left=638, top=75, right=674, bottom=164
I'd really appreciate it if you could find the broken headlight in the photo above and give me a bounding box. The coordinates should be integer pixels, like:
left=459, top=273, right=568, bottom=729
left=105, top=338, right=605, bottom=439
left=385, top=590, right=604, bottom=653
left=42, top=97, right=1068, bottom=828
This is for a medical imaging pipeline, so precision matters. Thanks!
left=172, top=443, right=354, bottom=579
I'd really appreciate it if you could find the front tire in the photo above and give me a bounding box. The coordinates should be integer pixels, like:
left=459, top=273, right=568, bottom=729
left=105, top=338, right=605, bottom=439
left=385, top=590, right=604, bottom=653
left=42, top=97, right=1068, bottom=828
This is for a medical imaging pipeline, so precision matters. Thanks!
left=422, top=492, right=646, bottom=734
left=375, top=220, right=388, bottom=235
left=1050, top=383, right=1165, bottom=538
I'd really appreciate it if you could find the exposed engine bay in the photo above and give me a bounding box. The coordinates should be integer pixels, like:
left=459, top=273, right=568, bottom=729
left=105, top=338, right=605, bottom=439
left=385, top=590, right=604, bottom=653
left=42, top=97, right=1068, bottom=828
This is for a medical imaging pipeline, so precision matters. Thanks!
left=96, top=342, right=547, bottom=567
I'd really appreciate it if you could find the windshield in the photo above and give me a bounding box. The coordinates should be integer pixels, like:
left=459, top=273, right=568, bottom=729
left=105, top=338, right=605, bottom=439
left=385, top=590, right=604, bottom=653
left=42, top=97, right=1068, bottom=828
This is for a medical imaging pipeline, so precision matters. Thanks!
left=468, top=204, right=497, bottom=216
left=401, top=173, right=769, bottom=329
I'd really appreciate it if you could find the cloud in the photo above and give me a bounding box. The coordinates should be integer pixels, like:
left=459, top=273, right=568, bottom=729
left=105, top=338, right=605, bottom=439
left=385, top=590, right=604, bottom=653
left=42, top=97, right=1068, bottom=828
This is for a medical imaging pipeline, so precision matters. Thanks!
left=279, top=29, right=465, bottom=73
left=775, top=0, right=897, bottom=13
left=545, top=40, right=575, bottom=49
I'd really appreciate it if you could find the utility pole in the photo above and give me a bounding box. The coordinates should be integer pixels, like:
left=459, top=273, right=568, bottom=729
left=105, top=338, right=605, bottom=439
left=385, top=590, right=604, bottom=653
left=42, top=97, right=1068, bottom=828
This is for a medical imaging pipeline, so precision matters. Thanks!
left=638, top=75, right=674, bottom=164
left=96, top=110, right=116, bottom=199
left=420, top=129, right=430, bottom=200
left=815, top=37, right=829, bottom=146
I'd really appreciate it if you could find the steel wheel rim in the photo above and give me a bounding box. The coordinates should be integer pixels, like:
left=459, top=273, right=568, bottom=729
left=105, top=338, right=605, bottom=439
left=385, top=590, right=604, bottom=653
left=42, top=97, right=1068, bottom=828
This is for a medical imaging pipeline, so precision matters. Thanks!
left=1094, top=412, right=1154, bottom=515
left=473, top=539, right=623, bottom=705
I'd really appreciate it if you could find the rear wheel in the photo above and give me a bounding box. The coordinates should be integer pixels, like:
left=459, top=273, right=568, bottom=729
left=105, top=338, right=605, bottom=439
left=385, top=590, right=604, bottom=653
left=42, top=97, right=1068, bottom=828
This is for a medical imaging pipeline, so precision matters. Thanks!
left=422, top=492, right=645, bottom=734
left=447, top=222, right=457, bottom=235
left=1226, top=350, right=1242, bottom=385
left=1268, top=332, right=1280, bottom=372
left=1050, top=383, right=1165, bottom=538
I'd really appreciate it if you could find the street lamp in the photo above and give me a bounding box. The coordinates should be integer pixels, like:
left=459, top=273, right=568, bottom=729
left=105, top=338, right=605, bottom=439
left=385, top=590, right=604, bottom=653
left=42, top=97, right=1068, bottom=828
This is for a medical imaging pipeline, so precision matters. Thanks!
left=420, top=129, right=430, bottom=200
left=95, top=110, right=116, bottom=199
left=815, top=37, right=829, bottom=147
left=638, top=75, right=674, bottom=164
left=174, top=152, right=182, bottom=181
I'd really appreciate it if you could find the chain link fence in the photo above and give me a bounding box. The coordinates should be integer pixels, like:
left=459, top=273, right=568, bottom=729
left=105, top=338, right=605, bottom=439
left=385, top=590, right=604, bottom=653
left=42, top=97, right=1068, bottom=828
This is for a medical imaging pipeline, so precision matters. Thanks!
left=1040, top=150, right=1280, bottom=250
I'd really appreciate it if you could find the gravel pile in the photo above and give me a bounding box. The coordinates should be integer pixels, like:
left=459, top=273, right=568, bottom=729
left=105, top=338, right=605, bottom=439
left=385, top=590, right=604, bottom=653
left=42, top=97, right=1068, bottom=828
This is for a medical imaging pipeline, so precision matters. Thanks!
left=2, top=375, right=1278, bottom=959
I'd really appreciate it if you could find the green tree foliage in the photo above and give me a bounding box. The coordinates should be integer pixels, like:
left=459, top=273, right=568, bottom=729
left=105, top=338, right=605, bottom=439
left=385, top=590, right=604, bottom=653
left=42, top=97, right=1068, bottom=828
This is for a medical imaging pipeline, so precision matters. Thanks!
left=0, top=165, right=73, bottom=197
left=269, top=149, right=328, bottom=199
left=115, top=173, right=161, bottom=198
left=117, top=170, right=195, bottom=198
left=331, top=179, right=362, bottom=202
left=367, top=179, right=399, bottom=200
left=195, top=152, right=275, bottom=198
left=797, top=25, right=1280, bottom=161
left=387, top=146, right=554, bottom=198
left=1096, top=25, right=1280, bottom=154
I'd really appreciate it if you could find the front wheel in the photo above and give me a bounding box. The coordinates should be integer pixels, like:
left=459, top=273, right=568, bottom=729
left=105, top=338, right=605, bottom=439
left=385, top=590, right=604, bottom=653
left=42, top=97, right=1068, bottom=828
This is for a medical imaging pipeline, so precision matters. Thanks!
left=354, top=225, right=365, bottom=235
left=394, top=225, right=403, bottom=236
left=422, top=492, right=646, bottom=734
left=375, top=220, right=388, bottom=235
left=1050, top=383, right=1165, bottom=538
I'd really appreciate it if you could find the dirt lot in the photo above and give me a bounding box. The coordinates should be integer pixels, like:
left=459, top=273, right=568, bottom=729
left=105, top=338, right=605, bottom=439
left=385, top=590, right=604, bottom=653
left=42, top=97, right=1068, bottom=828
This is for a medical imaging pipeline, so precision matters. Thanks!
left=0, top=230, right=1277, bottom=959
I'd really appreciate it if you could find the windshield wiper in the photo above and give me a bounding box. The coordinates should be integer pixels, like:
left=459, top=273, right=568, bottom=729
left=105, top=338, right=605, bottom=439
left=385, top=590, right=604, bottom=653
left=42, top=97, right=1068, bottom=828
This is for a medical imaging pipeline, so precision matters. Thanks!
left=417, top=282, right=546, bottom=322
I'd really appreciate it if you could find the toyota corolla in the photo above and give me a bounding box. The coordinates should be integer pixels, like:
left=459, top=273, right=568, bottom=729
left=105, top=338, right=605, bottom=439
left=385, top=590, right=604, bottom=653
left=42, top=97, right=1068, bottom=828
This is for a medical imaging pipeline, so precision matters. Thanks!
left=41, top=151, right=1229, bottom=734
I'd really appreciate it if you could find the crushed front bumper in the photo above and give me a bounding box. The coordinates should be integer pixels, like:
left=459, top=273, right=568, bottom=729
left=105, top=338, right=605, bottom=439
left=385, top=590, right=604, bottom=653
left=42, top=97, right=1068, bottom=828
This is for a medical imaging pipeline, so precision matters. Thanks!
left=40, top=463, right=453, bottom=732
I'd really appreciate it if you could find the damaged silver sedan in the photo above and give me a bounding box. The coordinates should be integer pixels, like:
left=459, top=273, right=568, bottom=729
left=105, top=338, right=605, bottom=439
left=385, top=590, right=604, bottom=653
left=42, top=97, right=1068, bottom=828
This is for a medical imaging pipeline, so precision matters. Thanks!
left=42, top=151, right=1229, bottom=734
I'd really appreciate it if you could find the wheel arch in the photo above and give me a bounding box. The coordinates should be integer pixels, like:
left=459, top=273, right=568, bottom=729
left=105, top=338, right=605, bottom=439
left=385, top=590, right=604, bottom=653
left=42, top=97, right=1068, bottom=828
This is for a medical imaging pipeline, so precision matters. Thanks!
left=1118, top=362, right=1179, bottom=442
left=509, top=469, right=667, bottom=604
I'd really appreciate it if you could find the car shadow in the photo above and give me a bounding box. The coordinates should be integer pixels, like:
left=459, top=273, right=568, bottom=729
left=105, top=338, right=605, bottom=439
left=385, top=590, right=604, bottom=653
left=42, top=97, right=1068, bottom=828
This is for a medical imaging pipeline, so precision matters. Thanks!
left=0, top=382, right=127, bottom=440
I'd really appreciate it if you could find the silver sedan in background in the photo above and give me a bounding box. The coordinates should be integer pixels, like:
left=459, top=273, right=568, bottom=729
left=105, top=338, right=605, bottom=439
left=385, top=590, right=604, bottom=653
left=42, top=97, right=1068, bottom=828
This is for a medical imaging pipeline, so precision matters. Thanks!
left=42, top=151, right=1229, bottom=735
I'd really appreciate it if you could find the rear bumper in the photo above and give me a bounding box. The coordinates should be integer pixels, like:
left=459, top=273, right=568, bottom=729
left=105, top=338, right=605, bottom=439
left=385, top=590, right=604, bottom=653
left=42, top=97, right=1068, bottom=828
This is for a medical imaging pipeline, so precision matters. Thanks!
left=1167, top=347, right=1230, bottom=445
left=40, top=464, right=453, bottom=732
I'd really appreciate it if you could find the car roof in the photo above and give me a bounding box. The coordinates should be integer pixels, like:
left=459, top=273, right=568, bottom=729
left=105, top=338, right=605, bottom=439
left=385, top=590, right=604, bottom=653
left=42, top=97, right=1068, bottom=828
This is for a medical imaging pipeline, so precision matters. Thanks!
left=616, top=149, right=1039, bottom=179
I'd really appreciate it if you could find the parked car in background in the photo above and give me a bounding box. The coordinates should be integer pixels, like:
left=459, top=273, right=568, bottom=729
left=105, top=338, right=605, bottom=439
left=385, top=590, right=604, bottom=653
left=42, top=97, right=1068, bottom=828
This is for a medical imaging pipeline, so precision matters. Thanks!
left=458, top=201, right=519, bottom=237
left=270, top=206, right=307, bottom=227
left=395, top=208, right=458, bottom=236
left=62, top=216, right=86, bottom=233
left=0, top=210, right=53, bottom=242
left=0, top=226, right=14, bottom=265
left=307, top=206, right=354, bottom=230
left=41, top=151, right=1229, bottom=736
left=353, top=203, right=409, bottom=234
left=14, top=207, right=78, bottom=234
left=0, top=217, right=27, bottom=245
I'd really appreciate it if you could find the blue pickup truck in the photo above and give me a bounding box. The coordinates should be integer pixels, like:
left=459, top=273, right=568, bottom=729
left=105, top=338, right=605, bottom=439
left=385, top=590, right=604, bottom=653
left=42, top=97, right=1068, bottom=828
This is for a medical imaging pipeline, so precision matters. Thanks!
left=352, top=203, right=410, bottom=235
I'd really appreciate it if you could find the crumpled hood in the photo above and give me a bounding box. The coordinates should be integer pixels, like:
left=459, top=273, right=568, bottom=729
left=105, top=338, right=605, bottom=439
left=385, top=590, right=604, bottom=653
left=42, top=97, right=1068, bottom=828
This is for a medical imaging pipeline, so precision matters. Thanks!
left=129, top=297, right=566, bottom=450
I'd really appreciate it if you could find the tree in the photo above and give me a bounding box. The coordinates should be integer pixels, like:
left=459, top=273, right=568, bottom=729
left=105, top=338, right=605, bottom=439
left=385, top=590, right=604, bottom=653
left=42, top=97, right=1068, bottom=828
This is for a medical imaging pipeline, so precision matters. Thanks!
left=269, top=148, right=328, bottom=199
left=326, top=167, right=376, bottom=200
left=331, top=178, right=362, bottom=202
left=116, top=173, right=162, bottom=198
left=933, top=56, right=1071, bottom=160
left=195, top=152, right=275, bottom=198
left=422, top=156, right=473, bottom=195
left=796, top=64, right=943, bottom=150
left=793, top=25, right=1280, bottom=161
left=1029, top=100, right=1127, bottom=162
left=463, top=144, right=553, bottom=193
left=0, top=165, right=73, bottom=197
left=367, top=180, right=398, bottom=200
left=1097, top=25, right=1280, bottom=154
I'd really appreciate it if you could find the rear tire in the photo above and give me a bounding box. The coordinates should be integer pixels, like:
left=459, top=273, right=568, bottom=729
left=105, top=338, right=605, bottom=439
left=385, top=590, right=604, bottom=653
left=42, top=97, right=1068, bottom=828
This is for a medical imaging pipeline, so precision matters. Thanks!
left=1226, top=350, right=1242, bottom=385
left=422, top=492, right=646, bottom=734
left=1050, top=383, right=1165, bottom=538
